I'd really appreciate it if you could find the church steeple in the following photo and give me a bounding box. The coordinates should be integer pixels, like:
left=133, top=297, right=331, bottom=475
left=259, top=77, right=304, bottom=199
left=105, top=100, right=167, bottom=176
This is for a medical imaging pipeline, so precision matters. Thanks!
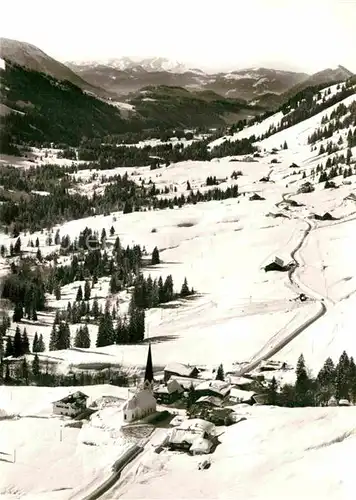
left=143, top=343, right=154, bottom=391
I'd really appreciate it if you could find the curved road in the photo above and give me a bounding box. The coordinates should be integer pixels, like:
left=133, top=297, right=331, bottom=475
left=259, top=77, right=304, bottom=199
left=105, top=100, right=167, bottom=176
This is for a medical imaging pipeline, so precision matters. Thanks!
left=237, top=192, right=328, bottom=376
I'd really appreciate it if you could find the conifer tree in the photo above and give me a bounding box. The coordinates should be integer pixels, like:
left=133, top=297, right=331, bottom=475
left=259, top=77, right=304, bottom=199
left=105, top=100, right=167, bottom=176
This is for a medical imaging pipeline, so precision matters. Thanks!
left=13, top=302, right=23, bottom=322
left=267, top=376, right=279, bottom=405
left=14, top=237, right=21, bottom=254
left=21, top=358, right=29, bottom=384
left=13, top=326, right=23, bottom=357
left=37, top=334, right=45, bottom=352
left=76, top=285, right=83, bottom=302
left=49, top=324, right=58, bottom=351
left=57, top=322, right=71, bottom=350
left=84, top=280, right=91, bottom=301
left=295, top=354, right=312, bottom=406
left=22, top=328, right=30, bottom=354
left=32, top=332, right=39, bottom=352
left=5, top=336, right=14, bottom=357
left=74, top=325, right=91, bottom=348
left=32, top=354, right=41, bottom=377
left=216, top=363, right=225, bottom=381
left=151, top=246, right=160, bottom=265
left=180, top=277, right=190, bottom=297
left=96, top=310, right=114, bottom=347
left=335, top=351, right=350, bottom=400
left=54, top=283, right=61, bottom=300
left=91, top=298, right=100, bottom=319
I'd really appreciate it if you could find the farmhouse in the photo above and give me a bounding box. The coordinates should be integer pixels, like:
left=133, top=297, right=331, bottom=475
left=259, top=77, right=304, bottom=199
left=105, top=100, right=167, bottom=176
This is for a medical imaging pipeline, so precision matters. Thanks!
left=194, top=380, right=231, bottom=400
left=229, top=388, right=257, bottom=404
left=166, top=418, right=216, bottom=455
left=164, top=362, right=199, bottom=383
left=122, top=344, right=157, bottom=423
left=53, top=391, right=88, bottom=417
left=170, top=376, right=202, bottom=389
left=195, top=395, right=222, bottom=408
left=154, top=379, right=184, bottom=404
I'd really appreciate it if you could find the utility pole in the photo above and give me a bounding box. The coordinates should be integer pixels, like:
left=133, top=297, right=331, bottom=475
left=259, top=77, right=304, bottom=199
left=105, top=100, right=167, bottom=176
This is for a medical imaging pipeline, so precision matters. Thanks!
left=13, top=449, right=16, bottom=463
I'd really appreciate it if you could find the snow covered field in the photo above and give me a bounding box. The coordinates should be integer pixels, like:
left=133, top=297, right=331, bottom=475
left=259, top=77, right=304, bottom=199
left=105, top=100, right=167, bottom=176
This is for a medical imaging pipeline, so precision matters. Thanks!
left=0, top=385, right=133, bottom=500
left=2, top=119, right=356, bottom=375
left=106, top=405, right=356, bottom=500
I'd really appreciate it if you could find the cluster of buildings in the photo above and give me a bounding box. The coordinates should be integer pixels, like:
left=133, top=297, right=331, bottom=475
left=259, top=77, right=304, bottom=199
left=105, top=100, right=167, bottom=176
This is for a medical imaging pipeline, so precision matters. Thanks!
left=52, top=346, right=264, bottom=424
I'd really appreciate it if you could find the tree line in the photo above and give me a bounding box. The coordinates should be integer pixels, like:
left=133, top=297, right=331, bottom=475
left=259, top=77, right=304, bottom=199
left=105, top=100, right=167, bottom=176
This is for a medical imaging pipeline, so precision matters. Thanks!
left=266, top=352, right=356, bottom=407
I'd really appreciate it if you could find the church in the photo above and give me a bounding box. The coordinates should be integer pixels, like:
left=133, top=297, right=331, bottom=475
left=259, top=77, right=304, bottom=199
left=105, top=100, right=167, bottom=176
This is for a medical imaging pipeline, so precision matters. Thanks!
left=122, top=344, right=157, bottom=423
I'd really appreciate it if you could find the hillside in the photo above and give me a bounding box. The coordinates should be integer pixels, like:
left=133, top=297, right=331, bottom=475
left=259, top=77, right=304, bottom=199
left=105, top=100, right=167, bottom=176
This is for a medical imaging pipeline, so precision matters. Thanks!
left=0, top=63, right=263, bottom=149
left=0, top=37, right=107, bottom=97
left=0, top=62, right=141, bottom=147
left=126, top=85, right=262, bottom=127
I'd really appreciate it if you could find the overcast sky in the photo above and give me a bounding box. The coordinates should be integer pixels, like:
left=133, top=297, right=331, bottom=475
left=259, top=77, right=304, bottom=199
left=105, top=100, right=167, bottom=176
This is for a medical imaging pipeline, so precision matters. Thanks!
left=1, top=0, right=355, bottom=73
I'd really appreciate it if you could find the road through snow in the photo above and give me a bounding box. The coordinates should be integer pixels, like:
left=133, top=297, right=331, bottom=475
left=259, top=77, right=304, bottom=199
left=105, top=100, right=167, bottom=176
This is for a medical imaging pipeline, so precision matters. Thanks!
left=237, top=195, right=328, bottom=376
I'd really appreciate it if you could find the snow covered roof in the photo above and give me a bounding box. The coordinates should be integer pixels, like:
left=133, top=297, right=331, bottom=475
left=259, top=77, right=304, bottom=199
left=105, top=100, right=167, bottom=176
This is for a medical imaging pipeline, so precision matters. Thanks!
left=228, top=376, right=253, bottom=387
left=54, top=391, right=88, bottom=404
left=230, top=388, right=256, bottom=402
left=170, top=376, right=201, bottom=389
left=154, top=379, right=184, bottom=395
left=190, top=437, right=213, bottom=453
left=164, top=362, right=197, bottom=377
left=178, top=418, right=215, bottom=435
left=195, top=395, right=222, bottom=407
left=195, top=380, right=231, bottom=397
left=122, top=389, right=156, bottom=411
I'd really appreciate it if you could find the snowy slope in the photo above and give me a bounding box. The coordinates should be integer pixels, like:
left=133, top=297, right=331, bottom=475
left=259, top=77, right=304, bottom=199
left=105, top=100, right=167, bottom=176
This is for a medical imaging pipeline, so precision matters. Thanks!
left=104, top=406, right=356, bottom=500
left=0, top=385, right=134, bottom=500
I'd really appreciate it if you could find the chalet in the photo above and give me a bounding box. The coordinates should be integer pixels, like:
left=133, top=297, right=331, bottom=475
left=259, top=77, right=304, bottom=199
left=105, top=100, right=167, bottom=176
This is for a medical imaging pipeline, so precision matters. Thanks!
left=170, top=376, right=202, bottom=390
left=153, top=379, right=184, bottom=404
left=264, top=257, right=293, bottom=273
left=229, top=388, right=257, bottom=404
left=164, top=363, right=199, bottom=383
left=53, top=391, right=88, bottom=417
left=249, top=193, right=265, bottom=201
left=227, top=375, right=254, bottom=389
left=122, top=344, right=157, bottom=423
left=327, top=396, right=337, bottom=407
left=166, top=418, right=216, bottom=455
left=194, top=380, right=231, bottom=400
left=258, top=360, right=288, bottom=372
left=195, top=395, right=222, bottom=408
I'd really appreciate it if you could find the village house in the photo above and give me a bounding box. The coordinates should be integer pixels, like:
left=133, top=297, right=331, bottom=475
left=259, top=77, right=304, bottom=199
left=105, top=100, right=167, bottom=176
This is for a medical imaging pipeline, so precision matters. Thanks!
left=194, top=380, right=231, bottom=400
left=166, top=418, right=216, bottom=455
left=122, top=344, right=157, bottom=423
left=52, top=391, right=88, bottom=417
left=227, top=375, right=254, bottom=389
left=195, top=395, right=222, bottom=408
left=170, top=376, right=202, bottom=390
left=164, top=363, right=199, bottom=383
left=229, top=388, right=257, bottom=405
left=153, top=379, right=184, bottom=404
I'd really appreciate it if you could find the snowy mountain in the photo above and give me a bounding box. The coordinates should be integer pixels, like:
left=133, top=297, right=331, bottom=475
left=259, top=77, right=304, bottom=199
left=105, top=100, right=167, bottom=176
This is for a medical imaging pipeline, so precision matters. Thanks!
left=68, top=61, right=309, bottom=102
left=67, top=56, right=189, bottom=73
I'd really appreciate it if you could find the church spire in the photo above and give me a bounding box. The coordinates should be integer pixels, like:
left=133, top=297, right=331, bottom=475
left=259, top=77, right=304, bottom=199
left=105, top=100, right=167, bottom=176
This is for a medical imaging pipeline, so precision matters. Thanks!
left=143, top=343, right=154, bottom=391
